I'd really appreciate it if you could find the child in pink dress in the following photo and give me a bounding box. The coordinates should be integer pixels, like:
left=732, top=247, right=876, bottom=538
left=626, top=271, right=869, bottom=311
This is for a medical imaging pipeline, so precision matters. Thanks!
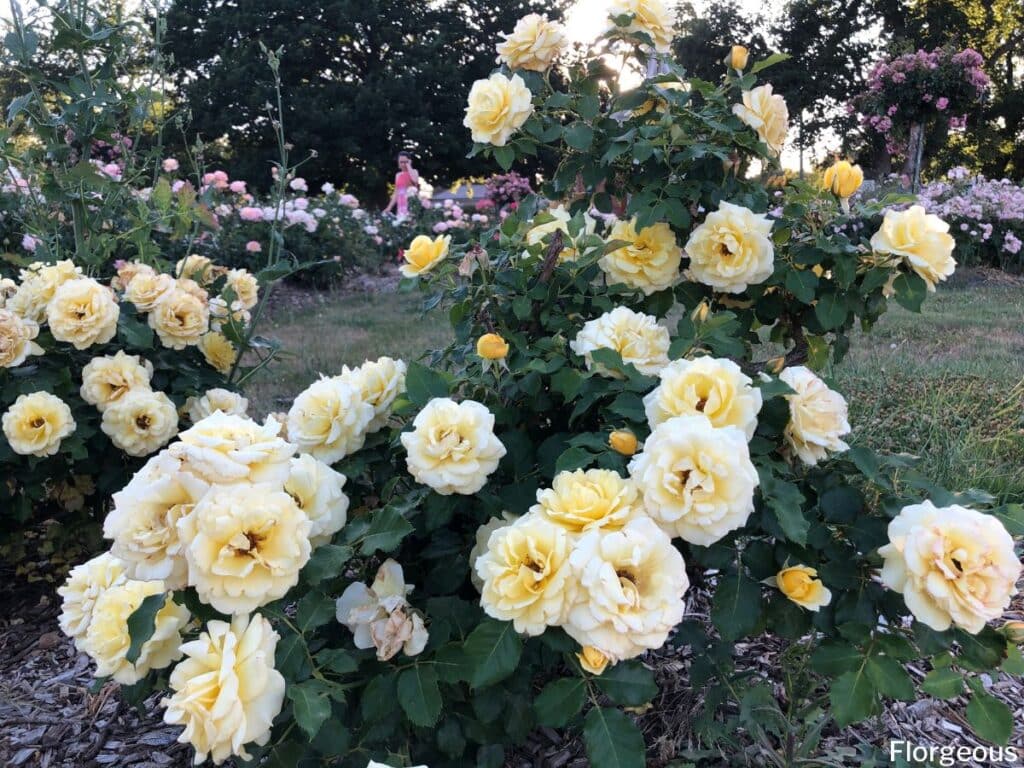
left=384, top=151, right=420, bottom=219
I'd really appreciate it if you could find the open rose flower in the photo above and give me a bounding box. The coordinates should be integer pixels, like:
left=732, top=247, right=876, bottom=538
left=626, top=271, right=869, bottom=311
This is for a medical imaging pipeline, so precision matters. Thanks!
left=336, top=559, right=428, bottom=661
left=532, top=468, right=642, bottom=534
left=684, top=202, right=774, bottom=293
left=101, top=389, right=179, bottom=457
left=284, top=453, right=349, bottom=546
left=81, top=351, right=154, bottom=411
left=496, top=13, right=567, bottom=72
left=0, top=309, right=43, bottom=368
left=778, top=366, right=851, bottom=465
left=47, top=277, right=120, bottom=349
left=606, top=0, right=675, bottom=53
left=336, top=356, right=407, bottom=432
left=58, top=552, right=127, bottom=650
left=287, top=375, right=374, bottom=463
left=170, top=412, right=294, bottom=485
left=733, top=84, right=789, bottom=154
left=870, top=205, right=957, bottom=290
left=2, top=391, right=75, bottom=457
left=599, top=219, right=682, bottom=295
left=464, top=72, right=533, bottom=147
left=570, top=306, right=670, bottom=377
left=184, top=388, right=248, bottom=423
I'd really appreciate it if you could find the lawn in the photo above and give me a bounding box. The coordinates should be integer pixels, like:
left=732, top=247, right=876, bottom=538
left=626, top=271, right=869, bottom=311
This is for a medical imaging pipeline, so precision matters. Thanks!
left=251, top=274, right=1024, bottom=501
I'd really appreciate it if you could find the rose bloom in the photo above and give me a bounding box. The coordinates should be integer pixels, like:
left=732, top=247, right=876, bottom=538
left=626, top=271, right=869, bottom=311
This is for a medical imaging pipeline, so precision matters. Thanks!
left=149, top=288, right=210, bottom=349
left=229, top=180, right=247, bottom=194
left=185, top=388, right=249, bottom=422
left=224, top=269, right=259, bottom=310
left=607, top=0, right=675, bottom=53
left=643, top=356, right=762, bottom=439
left=477, top=332, right=509, bottom=360
left=245, top=240, right=262, bottom=253
left=469, top=513, right=518, bottom=591
left=776, top=565, right=831, bottom=611
left=401, top=397, right=507, bottom=495
left=177, top=276, right=210, bottom=304
left=162, top=158, right=179, bottom=172
left=336, top=356, right=407, bottom=433
left=629, top=414, right=758, bottom=545
left=726, top=44, right=749, bottom=70
left=0, top=308, right=43, bottom=368
left=565, top=517, right=688, bottom=661
left=176, top=254, right=215, bottom=285
left=102, top=389, right=179, bottom=457
left=287, top=376, right=374, bottom=463
left=400, top=234, right=451, bottom=278
left=8, top=259, right=81, bottom=322
left=685, top=202, right=775, bottom=293
left=570, top=306, right=670, bottom=377
left=600, top=219, right=682, bottom=295
left=578, top=645, right=612, bottom=675
left=114, top=261, right=156, bottom=292
left=198, top=331, right=238, bottom=375
left=880, top=501, right=1021, bottom=634
left=822, top=160, right=864, bottom=199
left=608, top=429, right=638, bottom=456
left=524, top=206, right=595, bottom=262
left=58, top=552, right=127, bottom=650
left=476, top=513, right=575, bottom=635
left=80, top=350, right=154, bottom=411
left=496, top=13, right=567, bottom=72
left=2, top=391, right=76, bottom=457
left=178, top=483, right=311, bottom=614
left=532, top=468, right=642, bottom=533
left=464, top=72, right=534, bottom=147
left=284, top=453, right=349, bottom=546
left=47, top=277, right=120, bottom=350
left=733, top=83, right=789, bottom=154
left=162, top=614, right=285, bottom=766
left=125, top=271, right=176, bottom=312
left=869, top=205, right=957, bottom=290
left=778, top=366, right=851, bottom=465
left=170, top=412, right=295, bottom=486
left=335, top=559, right=428, bottom=661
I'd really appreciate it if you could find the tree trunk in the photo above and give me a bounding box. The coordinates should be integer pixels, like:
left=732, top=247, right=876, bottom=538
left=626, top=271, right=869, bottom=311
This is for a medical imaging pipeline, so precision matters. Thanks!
left=900, top=122, right=926, bottom=192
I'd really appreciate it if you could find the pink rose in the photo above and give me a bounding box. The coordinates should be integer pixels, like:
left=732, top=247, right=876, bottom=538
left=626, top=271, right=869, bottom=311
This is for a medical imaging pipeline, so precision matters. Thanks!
left=936, top=97, right=949, bottom=111
left=229, top=180, right=247, bottom=194
left=239, top=206, right=264, bottom=222
left=246, top=240, right=262, bottom=253
left=162, top=158, right=179, bottom=172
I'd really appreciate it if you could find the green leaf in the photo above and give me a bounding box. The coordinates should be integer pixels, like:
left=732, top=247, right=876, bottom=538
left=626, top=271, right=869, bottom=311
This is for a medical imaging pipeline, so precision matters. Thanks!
left=758, top=470, right=808, bottom=545
left=397, top=665, right=442, bottom=727
left=405, top=361, right=449, bottom=406
left=830, top=665, right=878, bottom=726
left=811, top=641, right=863, bottom=676
left=921, top=668, right=963, bottom=699
left=966, top=682, right=1013, bottom=745
left=989, top=504, right=1024, bottom=536
left=360, top=506, right=414, bottom=555
left=814, top=293, right=847, bottom=330
left=296, top=591, right=335, bottom=633
left=361, top=672, right=397, bottom=721
left=594, top=660, right=658, bottom=706
left=564, top=122, right=595, bottom=151
left=117, top=311, right=154, bottom=350
left=892, top=273, right=927, bottom=312
left=583, top=707, right=645, bottom=768
left=288, top=680, right=331, bottom=740
left=750, top=52, right=791, bottom=74
left=464, top=619, right=522, bottom=688
left=866, top=655, right=914, bottom=701
left=125, top=593, right=167, bottom=665
left=492, top=145, right=515, bottom=171
left=785, top=268, right=817, bottom=303
left=534, top=678, right=586, bottom=727
left=711, top=571, right=762, bottom=641
left=303, top=544, right=353, bottom=583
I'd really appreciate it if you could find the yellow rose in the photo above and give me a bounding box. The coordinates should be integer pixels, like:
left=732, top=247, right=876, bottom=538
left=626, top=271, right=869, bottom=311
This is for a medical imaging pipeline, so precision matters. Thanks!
left=776, top=565, right=831, bottom=611
left=778, top=366, right=851, bottom=466
left=400, top=234, right=451, bottom=278
left=8, top=259, right=81, bottom=322
left=565, top=517, right=688, bottom=661
left=124, top=271, right=176, bottom=311
left=208, top=297, right=250, bottom=333
left=725, top=44, right=749, bottom=70
left=224, top=268, right=259, bottom=310
left=869, top=205, right=956, bottom=291
left=684, top=201, right=775, bottom=294
left=879, top=501, right=1020, bottom=634
left=633, top=80, right=688, bottom=117
left=524, top=206, right=596, bottom=262
left=401, top=397, right=507, bottom=495
left=496, top=13, right=567, bottom=72
left=476, top=513, right=575, bottom=635
left=643, top=356, right=763, bottom=439
left=733, top=83, right=789, bottom=154
left=114, top=261, right=155, bottom=291
left=578, top=645, right=612, bottom=675
left=337, top=356, right=407, bottom=432
left=532, top=468, right=641, bottom=533
left=82, top=579, right=189, bottom=684
left=628, top=414, right=758, bottom=545
left=185, top=388, right=249, bottom=422
left=464, top=72, right=534, bottom=147
left=80, top=350, right=154, bottom=411
left=47, top=277, right=120, bottom=350
left=1001, top=621, right=1024, bottom=645
left=821, top=160, right=863, bottom=199
left=170, top=412, right=295, bottom=485
left=287, top=376, right=374, bottom=463
left=599, top=218, right=682, bottom=295
left=57, top=552, right=127, bottom=649
left=2, top=391, right=75, bottom=457
left=176, top=253, right=215, bottom=285
left=477, top=333, right=510, bottom=360
left=285, top=453, right=349, bottom=547
left=570, top=306, right=670, bottom=377
left=149, top=288, right=210, bottom=349
left=102, top=388, right=179, bottom=457
left=178, top=483, right=311, bottom=614
left=198, top=331, right=237, bottom=375
left=607, top=0, right=675, bottom=53
left=0, top=309, right=43, bottom=368
left=162, top=614, right=285, bottom=765
left=469, top=513, right=518, bottom=592
left=177, top=276, right=210, bottom=303
left=608, top=429, right=638, bottom=456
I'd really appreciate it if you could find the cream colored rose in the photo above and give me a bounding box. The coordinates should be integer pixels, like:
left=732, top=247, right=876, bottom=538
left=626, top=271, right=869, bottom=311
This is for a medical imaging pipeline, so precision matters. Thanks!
left=684, top=202, right=775, bottom=293
left=869, top=205, right=957, bottom=291
left=335, top=559, right=428, bottom=661
left=470, top=513, right=519, bottom=592
left=224, top=269, right=259, bottom=310
left=464, top=72, right=534, bottom=147
left=570, top=306, right=670, bottom=378
left=565, top=517, right=688, bottom=661
left=644, top=356, right=762, bottom=439
left=607, top=0, right=675, bottom=53
left=776, top=565, right=831, bottom=611
left=46, top=277, right=120, bottom=350
left=879, top=501, right=1021, bottom=634
left=0, top=309, right=43, bottom=367
left=177, top=277, right=210, bottom=304
left=178, top=483, right=311, bottom=614
left=733, top=84, right=789, bottom=154
left=185, top=388, right=249, bottom=423
left=287, top=376, right=374, bottom=463
left=125, top=271, right=176, bottom=311
left=628, top=414, right=758, bottom=545
left=599, top=218, right=682, bottom=295
left=57, top=552, right=127, bottom=649
left=176, top=254, right=215, bottom=285
left=476, top=513, right=575, bottom=635
left=208, top=297, right=250, bottom=332
left=114, top=261, right=155, bottom=291
left=401, top=397, right=507, bottom=495
left=285, top=454, right=349, bottom=546
left=149, top=288, right=210, bottom=349
left=337, top=356, right=407, bottom=432
left=104, top=451, right=208, bottom=589
left=524, top=206, right=596, bottom=263
left=778, top=366, right=851, bottom=465
left=80, top=350, right=154, bottom=411
left=82, top=579, right=189, bottom=684
left=496, top=13, right=567, bottom=72
left=578, top=645, right=612, bottom=675
left=162, top=614, right=285, bottom=765
left=102, top=388, right=179, bottom=457
left=8, top=259, right=81, bottom=322
left=400, top=234, right=451, bottom=278
left=170, top=412, right=295, bottom=486
left=532, top=468, right=641, bottom=533
left=198, top=331, right=237, bottom=375
left=0, top=277, right=17, bottom=308
left=2, top=391, right=75, bottom=457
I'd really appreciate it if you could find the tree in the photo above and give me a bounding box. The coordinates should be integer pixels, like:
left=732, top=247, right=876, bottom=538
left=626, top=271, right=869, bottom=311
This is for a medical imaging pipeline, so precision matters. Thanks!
left=673, top=0, right=772, bottom=84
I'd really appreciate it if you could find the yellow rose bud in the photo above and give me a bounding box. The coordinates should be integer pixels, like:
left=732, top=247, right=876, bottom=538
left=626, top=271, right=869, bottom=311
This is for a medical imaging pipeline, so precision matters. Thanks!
left=767, top=356, right=785, bottom=374
left=1000, top=620, right=1024, bottom=644
left=691, top=301, right=710, bottom=323
left=400, top=234, right=451, bottom=278
left=821, top=160, right=864, bottom=199
left=476, top=333, right=509, bottom=360
left=811, top=264, right=825, bottom=278
left=578, top=645, right=611, bottom=675
left=776, top=565, right=831, bottom=611
left=608, top=430, right=638, bottom=456
left=726, top=45, right=749, bottom=70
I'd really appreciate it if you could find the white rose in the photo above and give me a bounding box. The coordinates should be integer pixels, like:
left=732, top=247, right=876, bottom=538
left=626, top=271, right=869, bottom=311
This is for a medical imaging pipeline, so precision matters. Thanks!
left=185, top=388, right=249, bottom=422
left=57, top=552, right=128, bottom=650
left=285, top=454, right=349, bottom=546
left=102, top=389, right=180, bottom=457
left=170, top=412, right=295, bottom=486
left=336, top=356, right=407, bottom=432
left=287, top=376, right=374, bottom=463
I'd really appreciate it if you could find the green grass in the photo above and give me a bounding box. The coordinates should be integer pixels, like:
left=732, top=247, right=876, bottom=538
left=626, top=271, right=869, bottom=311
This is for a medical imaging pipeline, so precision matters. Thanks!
left=249, top=276, right=1024, bottom=501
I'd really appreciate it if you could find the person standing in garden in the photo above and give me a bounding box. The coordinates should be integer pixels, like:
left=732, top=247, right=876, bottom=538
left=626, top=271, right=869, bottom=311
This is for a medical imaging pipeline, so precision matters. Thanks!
left=383, top=151, right=420, bottom=220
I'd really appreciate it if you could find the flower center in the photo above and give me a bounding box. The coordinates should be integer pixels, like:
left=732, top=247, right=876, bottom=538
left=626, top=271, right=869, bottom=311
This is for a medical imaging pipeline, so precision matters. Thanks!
left=136, top=414, right=152, bottom=430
